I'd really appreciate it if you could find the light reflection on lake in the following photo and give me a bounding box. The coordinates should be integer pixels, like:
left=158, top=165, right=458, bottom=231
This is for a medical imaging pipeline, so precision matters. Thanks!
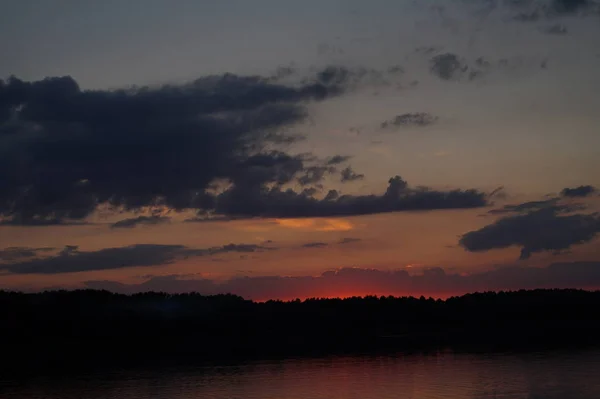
left=2, top=349, right=600, bottom=398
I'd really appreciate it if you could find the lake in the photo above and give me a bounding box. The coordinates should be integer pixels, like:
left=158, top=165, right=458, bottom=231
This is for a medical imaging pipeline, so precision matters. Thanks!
left=2, top=349, right=600, bottom=398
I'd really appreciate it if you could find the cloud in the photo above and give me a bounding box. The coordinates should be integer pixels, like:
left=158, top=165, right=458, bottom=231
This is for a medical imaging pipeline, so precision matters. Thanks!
left=0, top=73, right=345, bottom=225
left=561, top=185, right=597, bottom=198
left=0, top=218, right=89, bottom=226
left=381, top=113, right=439, bottom=129
left=0, top=246, right=54, bottom=261
left=340, top=167, right=365, bottom=183
left=460, top=207, right=600, bottom=259
left=486, top=198, right=574, bottom=215
left=110, top=215, right=171, bottom=229
left=83, top=262, right=600, bottom=300
left=326, top=155, right=352, bottom=165
left=297, top=165, right=337, bottom=186
left=1, top=243, right=275, bottom=274
left=275, top=218, right=354, bottom=232
left=309, top=65, right=389, bottom=89
left=213, top=175, right=488, bottom=218
left=553, top=0, right=592, bottom=14
left=511, top=0, right=598, bottom=20
left=302, top=242, right=328, bottom=248
left=430, top=53, right=466, bottom=80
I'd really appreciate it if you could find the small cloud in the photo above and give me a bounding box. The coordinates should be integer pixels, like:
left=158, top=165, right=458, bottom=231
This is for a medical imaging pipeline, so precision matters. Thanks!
left=302, top=242, right=328, bottom=248
left=553, top=0, right=590, bottom=14
left=0, top=247, right=55, bottom=262
left=110, top=215, right=171, bottom=229
left=298, top=166, right=337, bottom=186
left=1, top=243, right=276, bottom=274
left=340, top=167, right=365, bottom=183
left=430, top=53, right=466, bottom=80
left=561, top=185, right=597, bottom=198
left=381, top=113, right=438, bottom=129
left=327, top=155, right=352, bottom=165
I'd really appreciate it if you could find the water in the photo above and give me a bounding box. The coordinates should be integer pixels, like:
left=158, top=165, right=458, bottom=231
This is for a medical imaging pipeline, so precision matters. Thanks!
left=2, top=350, right=600, bottom=398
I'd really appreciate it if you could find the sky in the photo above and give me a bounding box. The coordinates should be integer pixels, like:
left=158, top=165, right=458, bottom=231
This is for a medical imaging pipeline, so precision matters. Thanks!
left=1, top=0, right=600, bottom=299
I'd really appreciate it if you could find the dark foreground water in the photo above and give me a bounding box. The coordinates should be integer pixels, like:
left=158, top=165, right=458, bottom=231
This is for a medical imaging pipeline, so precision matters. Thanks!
left=2, top=349, right=600, bottom=399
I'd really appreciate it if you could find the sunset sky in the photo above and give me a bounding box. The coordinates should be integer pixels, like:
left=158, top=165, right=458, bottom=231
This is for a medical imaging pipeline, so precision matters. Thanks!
left=1, top=0, right=600, bottom=299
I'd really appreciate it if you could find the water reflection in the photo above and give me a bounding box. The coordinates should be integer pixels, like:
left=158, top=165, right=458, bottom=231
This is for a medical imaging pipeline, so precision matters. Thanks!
left=2, top=349, right=600, bottom=398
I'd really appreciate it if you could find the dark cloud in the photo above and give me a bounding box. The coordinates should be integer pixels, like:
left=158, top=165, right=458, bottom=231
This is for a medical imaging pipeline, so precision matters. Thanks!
left=430, top=53, right=466, bottom=80
left=426, top=51, right=528, bottom=82
left=0, top=73, right=344, bottom=225
left=302, top=242, right=328, bottom=248
left=486, top=198, right=574, bottom=215
left=460, top=207, right=600, bottom=259
left=0, top=246, right=54, bottom=261
left=488, top=186, right=507, bottom=200
left=298, top=165, right=337, bottom=186
left=0, top=218, right=89, bottom=226
left=110, top=215, right=171, bottom=229
left=183, top=215, right=239, bottom=223
left=312, top=66, right=388, bottom=88
left=561, top=185, right=597, bottom=198
left=340, top=167, right=365, bottom=183
left=326, top=155, right=352, bottom=165
left=553, top=0, right=590, bottom=13
left=511, top=0, right=596, bottom=20
left=381, top=113, right=438, bottom=129
left=213, top=175, right=488, bottom=218
left=1, top=243, right=275, bottom=274
left=83, top=262, right=600, bottom=299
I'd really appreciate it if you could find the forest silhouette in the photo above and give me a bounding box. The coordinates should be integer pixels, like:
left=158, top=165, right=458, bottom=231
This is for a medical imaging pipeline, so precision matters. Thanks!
left=2, top=289, right=600, bottom=374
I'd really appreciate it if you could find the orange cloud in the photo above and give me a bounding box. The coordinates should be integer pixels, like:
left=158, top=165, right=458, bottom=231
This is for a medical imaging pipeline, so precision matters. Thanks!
left=275, top=218, right=353, bottom=232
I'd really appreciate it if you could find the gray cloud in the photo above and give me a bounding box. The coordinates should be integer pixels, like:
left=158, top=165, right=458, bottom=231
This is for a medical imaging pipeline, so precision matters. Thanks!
left=308, top=65, right=389, bottom=89
left=0, top=246, right=54, bottom=261
left=460, top=207, right=600, bottom=259
left=1, top=243, right=275, bottom=274
left=381, top=112, right=439, bottom=129
left=83, top=262, right=600, bottom=299
left=561, top=185, right=597, bottom=197
left=511, top=0, right=596, bottom=20
left=340, top=167, right=365, bottom=183
left=430, top=53, right=466, bottom=80
left=297, top=165, right=337, bottom=186
left=0, top=218, right=89, bottom=226
left=0, top=73, right=345, bottom=225
left=302, top=242, right=328, bottom=248
left=486, top=198, right=580, bottom=215
left=110, top=215, right=171, bottom=229
left=553, top=0, right=593, bottom=14
left=326, top=155, right=352, bottom=165
left=213, top=175, right=488, bottom=218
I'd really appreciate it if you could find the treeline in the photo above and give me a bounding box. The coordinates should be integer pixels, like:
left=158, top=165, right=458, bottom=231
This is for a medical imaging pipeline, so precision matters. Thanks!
left=1, top=289, right=600, bottom=374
